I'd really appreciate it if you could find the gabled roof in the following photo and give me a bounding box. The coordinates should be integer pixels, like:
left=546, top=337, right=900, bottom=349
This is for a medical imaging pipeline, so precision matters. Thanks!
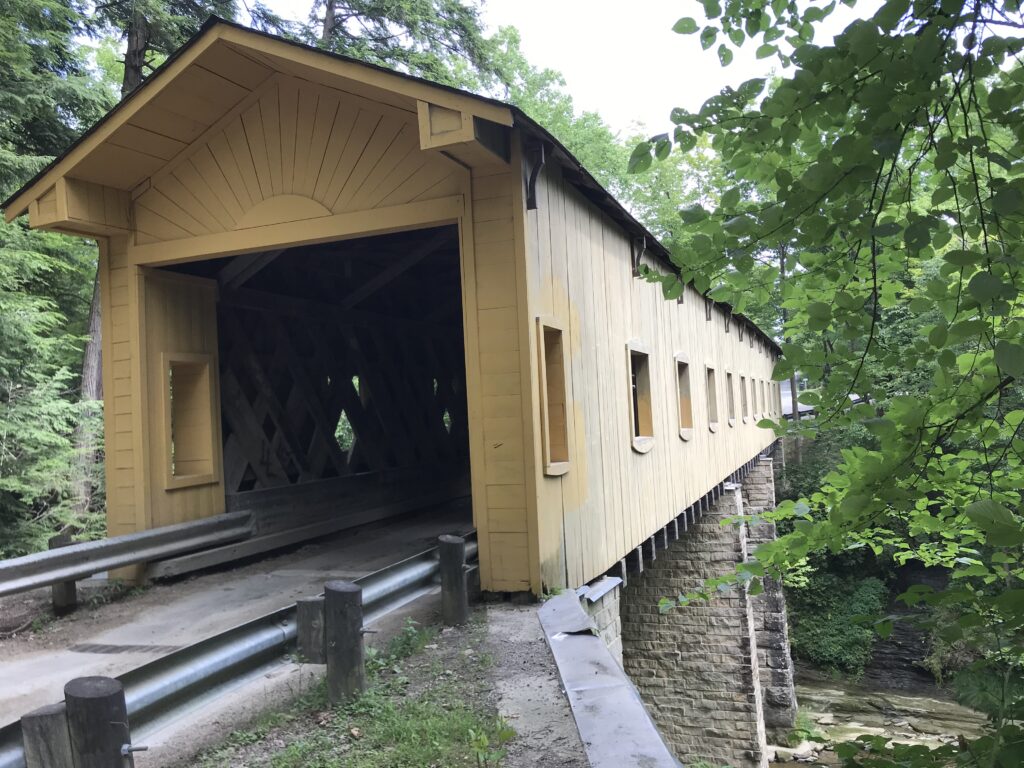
left=2, top=16, right=780, bottom=354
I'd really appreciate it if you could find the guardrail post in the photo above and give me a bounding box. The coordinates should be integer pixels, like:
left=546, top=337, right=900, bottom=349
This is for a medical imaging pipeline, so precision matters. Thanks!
left=48, top=534, right=78, bottom=616
left=21, top=702, right=74, bottom=768
left=296, top=596, right=325, bottom=664
left=439, top=534, right=469, bottom=626
left=324, top=581, right=365, bottom=705
left=64, top=676, right=136, bottom=767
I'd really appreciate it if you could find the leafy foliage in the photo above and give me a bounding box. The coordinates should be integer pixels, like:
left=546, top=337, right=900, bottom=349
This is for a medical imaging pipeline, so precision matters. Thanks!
left=788, top=573, right=889, bottom=674
left=642, top=0, right=1024, bottom=764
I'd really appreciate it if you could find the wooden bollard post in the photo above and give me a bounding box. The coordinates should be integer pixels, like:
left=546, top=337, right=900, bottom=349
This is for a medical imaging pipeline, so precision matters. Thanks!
left=48, top=534, right=78, bottom=616
left=439, top=535, right=469, bottom=626
left=21, top=702, right=74, bottom=768
left=324, top=581, right=365, bottom=705
left=64, top=676, right=135, bottom=768
left=296, top=596, right=325, bottom=664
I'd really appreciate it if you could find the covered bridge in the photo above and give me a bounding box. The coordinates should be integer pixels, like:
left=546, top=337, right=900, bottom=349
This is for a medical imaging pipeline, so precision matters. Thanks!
left=4, top=18, right=782, bottom=596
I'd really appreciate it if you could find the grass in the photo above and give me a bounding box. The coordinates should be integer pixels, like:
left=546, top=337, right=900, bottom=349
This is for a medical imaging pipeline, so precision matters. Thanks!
left=195, top=617, right=514, bottom=768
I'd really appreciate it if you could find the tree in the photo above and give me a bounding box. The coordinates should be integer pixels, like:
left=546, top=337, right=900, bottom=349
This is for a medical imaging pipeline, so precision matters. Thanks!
left=311, top=0, right=495, bottom=87
left=0, top=0, right=113, bottom=553
left=639, top=1, right=1024, bottom=763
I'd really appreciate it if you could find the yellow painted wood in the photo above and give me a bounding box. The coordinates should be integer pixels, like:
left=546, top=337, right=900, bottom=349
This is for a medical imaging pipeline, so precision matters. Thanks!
left=523, top=163, right=778, bottom=590
left=142, top=270, right=225, bottom=527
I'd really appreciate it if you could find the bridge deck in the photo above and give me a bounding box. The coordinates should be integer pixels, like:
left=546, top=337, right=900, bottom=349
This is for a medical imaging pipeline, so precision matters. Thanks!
left=0, top=502, right=471, bottom=727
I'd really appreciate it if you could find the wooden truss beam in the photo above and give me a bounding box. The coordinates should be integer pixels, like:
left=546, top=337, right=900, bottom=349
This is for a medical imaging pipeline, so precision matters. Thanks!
left=338, top=230, right=451, bottom=309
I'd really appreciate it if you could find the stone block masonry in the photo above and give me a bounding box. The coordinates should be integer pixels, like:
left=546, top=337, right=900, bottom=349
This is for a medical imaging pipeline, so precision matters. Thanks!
left=743, top=458, right=798, bottom=737
left=621, top=483, right=769, bottom=768
left=581, top=580, right=623, bottom=666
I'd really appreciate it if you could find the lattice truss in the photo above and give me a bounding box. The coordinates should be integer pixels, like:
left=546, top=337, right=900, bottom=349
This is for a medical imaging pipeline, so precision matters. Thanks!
left=170, top=226, right=468, bottom=493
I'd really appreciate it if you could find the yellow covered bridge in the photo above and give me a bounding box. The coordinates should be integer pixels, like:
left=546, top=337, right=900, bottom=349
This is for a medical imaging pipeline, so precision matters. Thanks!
left=4, top=18, right=782, bottom=597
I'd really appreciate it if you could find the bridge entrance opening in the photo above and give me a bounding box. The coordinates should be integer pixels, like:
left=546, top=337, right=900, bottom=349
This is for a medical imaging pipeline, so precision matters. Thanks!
left=162, top=223, right=471, bottom=534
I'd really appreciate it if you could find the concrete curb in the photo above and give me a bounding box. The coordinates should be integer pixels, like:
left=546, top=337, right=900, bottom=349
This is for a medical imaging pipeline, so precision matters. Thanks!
left=538, top=592, right=681, bottom=768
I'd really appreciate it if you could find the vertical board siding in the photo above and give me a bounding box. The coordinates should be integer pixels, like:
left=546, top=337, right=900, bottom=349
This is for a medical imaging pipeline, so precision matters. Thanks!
left=468, top=164, right=533, bottom=592
left=133, top=75, right=460, bottom=246
left=143, top=272, right=225, bottom=526
left=101, top=241, right=141, bottom=538
left=526, top=164, right=778, bottom=590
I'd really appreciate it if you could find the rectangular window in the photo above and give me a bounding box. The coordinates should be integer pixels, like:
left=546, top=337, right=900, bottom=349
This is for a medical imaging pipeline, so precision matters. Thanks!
left=751, top=377, right=759, bottom=419
left=676, top=354, right=693, bottom=440
left=163, top=353, right=218, bottom=489
left=627, top=340, right=654, bottom=453
left=706, top=366, right=719, bottom=432
left=740, top=375, right=749, bottom=421
left=762, top=380, right=768, bottom=417
left=538, top=319, right=570, bottom=475
left=726, top=371, right=736, bottom=426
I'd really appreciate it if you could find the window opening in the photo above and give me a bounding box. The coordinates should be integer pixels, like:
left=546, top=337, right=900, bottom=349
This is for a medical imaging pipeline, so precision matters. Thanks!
left=628, top=341, right=654, bottom=453
left=676, top=354, right=693, bottom=440
left=538, top=319, right=570, bottom=475
left=706, top=366, right=719, bottom=432
left=164, top=354, right=217, bottom=489
left=726, top=371, right=736, bottom=426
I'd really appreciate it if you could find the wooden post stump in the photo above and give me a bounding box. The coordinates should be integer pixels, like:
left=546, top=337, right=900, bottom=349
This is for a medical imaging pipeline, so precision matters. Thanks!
left=48, top=534, right=78, bottom=616
left=439, top=534, right=469, bottom=626
left=296, top=596, right=325, bottom=664
left=324, top=581, right=365, bottom=705
left=21, top=702, right=74, bottom=768
left=64, top=676, right=131, bottom=768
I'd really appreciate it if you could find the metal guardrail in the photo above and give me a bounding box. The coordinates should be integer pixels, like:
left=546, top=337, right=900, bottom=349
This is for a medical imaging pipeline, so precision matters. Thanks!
left=0, top=512, right=254, bottom=598
left=0, top=535, right=477, bottom=768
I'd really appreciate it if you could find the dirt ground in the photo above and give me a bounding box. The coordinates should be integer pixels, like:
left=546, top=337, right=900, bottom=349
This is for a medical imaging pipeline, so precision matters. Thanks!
left=172, top=602, right=586, bottom=768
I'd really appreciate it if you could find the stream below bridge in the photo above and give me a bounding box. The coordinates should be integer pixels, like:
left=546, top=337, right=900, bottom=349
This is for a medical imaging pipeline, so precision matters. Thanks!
left=772, top=671, right=989, bottom=765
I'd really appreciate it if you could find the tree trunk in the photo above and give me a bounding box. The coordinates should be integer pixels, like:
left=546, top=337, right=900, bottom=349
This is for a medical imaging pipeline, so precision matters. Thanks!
left=68, top=12, right=150, bottom=529
left=122, top=12, right=150, bottom=98
left=69, top=276, right=103, bottom=524
left=778, top=246, right=802, bottom=465
left=321, top=0, right=337, bottom=44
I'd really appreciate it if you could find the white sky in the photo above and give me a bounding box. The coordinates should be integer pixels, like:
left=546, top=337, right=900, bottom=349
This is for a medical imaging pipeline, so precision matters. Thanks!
left=263, top=0, right=881, bottom=135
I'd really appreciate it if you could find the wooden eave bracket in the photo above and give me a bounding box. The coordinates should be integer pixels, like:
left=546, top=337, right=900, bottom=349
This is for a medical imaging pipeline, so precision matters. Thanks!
left=27, top=177, right=131, bottom=237
left=416, top=100, right=511, bottom=167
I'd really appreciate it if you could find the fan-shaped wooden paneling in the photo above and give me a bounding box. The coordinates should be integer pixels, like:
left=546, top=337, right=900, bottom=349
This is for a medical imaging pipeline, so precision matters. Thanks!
left=133, top=75, right=462, bottom=245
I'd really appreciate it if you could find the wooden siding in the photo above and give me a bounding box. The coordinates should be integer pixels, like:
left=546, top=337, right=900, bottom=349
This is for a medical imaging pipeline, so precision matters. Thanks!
left=101, top=239, right=143, bottom=539
left=142, top=271, right=225, bottom=526
left=132, top=75, right=461, bottom=248
left=523, top=162, right=779, bottom=590
left=463, top=147, right=539, bottom=593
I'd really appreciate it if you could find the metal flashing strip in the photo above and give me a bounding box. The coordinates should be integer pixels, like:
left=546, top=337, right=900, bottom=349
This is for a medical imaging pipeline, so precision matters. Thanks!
left=578, top=576, right=622, bottom=604
left=538, top=593, right=682, bottom=768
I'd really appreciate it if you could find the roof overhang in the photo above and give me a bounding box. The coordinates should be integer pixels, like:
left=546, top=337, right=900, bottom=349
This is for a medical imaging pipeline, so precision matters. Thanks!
left=3, top=17, right=513, bottom=226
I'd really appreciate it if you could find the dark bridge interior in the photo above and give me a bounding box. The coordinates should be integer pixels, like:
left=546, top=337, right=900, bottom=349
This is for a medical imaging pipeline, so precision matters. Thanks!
left=166, top=224, right=470, bottom=526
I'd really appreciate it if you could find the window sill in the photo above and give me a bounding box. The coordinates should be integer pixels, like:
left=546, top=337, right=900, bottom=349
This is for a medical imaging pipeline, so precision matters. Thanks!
left=632, top=436, right=655, bottom=454
left=709, top=422, right=719, bottom=433
left=544, top=461, right=571, bottom=477
left=742, top=416, right=749, bottom=424
left=728, top=418, right=736, bottom=428
left=165, top=472, right=218, bottom=490
left=679, top=427, right=693, bottom=442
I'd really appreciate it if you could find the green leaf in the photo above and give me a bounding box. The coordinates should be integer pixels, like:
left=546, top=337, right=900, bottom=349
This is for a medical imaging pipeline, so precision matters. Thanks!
left=992, top=186, right=1023, bottom=216
left=756, top=44, right=778, bottom=59
left=627, top=142, right=652, bottom=174
left=672, top=17, right=699, bottom=34
left=700, top=26, right=718, bottom=51
left=994, top=341, right=1024, bottom=377
left=965, top=499, right=1024, bottom=547
left=701, top=0, right=722, bottom=18
left=928, top=325, right=948, bottom=348
left=968, top=270, right=1004, bottom=302
left=718, top=44, right=733, bottom=66
left=678, top=204, right=709, bottom=224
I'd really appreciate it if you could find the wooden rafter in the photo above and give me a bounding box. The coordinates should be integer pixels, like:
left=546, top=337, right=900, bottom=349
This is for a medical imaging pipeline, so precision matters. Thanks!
left=338, top=230, right=452, bottom=309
